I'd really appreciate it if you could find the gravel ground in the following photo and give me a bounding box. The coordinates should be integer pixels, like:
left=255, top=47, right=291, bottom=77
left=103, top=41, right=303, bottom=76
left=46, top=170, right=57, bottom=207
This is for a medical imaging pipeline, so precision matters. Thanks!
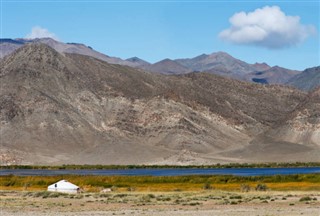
left=1, top=190, right=319, bottom=216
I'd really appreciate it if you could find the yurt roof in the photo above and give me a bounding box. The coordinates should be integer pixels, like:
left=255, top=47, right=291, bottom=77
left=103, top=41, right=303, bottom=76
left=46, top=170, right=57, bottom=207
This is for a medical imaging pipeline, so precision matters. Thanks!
left=48, top=180, right=79, bottom=189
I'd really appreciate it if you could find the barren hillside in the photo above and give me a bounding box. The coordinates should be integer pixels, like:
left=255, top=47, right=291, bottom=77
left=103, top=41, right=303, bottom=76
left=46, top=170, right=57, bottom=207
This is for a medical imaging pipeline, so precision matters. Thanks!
left=0, top=44, right=319, bottom=165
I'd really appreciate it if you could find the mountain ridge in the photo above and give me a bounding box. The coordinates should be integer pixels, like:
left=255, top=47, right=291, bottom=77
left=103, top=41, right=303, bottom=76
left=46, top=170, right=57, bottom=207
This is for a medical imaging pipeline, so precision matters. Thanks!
left=0, top=37, right=306, bottom=87
left=1, top=44, right=319, bottom=165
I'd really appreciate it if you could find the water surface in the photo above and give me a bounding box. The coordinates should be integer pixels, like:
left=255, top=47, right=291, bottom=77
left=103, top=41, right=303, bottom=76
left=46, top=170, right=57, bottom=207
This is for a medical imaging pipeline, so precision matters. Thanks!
left=1, top=167, right=320, bottom=176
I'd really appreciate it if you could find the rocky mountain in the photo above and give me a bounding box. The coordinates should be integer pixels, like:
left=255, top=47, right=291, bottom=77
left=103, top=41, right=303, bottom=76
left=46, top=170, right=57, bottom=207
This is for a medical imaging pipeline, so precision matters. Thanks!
left=244, top=66, right=301, bottom=84
left=0, top=37, right=137, bottom=67
left=287, top=66, right=320, bottom=91
left=0, top=44, right=319, bottom=165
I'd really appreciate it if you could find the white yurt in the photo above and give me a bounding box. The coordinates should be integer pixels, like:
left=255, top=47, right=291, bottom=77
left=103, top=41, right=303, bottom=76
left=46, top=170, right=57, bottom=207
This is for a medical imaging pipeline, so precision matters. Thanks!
left=47, top=180, right=79, bottom=193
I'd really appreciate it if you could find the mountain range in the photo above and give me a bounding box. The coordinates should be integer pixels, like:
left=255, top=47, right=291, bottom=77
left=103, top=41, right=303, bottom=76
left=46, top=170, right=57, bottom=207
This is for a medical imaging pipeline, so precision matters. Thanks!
left=0, top=43, right=319, bottom=165
left=2, top=38, right=318, bottom=91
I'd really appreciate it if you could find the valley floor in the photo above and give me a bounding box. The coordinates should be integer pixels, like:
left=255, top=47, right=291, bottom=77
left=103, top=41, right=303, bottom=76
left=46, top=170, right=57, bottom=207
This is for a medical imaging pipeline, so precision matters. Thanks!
left=1, top=190, right=319, bottom=216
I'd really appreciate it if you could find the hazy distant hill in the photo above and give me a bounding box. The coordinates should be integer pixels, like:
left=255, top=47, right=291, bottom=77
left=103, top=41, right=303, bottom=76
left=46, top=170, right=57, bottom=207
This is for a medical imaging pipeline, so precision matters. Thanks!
left=244, top=66, right=301, bottom=84
left=175, top=52, right=257, bottom=76
left=0, top=39, right=24, bottom=58
left=251, top=62, right=271, bottom=71
left=146, top=52, right=300, bottom=84
left=287, top=66, right=320, bottom=91
left=143, top=58, right=192, bottom=74
left=1, top=38, right=302, bottom=86
left=0, top=43, right=319, bottom=165
left=0, top=37, right=136, bottom=66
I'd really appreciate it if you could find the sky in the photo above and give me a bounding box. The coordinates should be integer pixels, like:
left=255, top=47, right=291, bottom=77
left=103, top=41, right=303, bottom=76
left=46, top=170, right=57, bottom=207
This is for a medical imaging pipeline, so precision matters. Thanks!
left=1, top=0, right=319, bottom=70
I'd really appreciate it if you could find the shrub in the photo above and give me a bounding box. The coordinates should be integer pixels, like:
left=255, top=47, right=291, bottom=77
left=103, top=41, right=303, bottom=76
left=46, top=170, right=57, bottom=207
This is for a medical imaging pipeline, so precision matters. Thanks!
left=114, top=194, right=127, bottom=198
left=189, top=202, right=201, bottom=206
left=48, top=192, right=64, bottom=198
left=141, top=195, right=151, bottom=203
left=240, top=184, right=251, bottom=192
left=127, top=187, right=135, bottom=192
left=299, top=196, right=312, bottom=202
left=255, top=184, right=268, bottom=191
left=229, top=195, right=242, bottom=199
left=147, top=194, right=155, bottom=199
left=33, top=191, right=51, bottom=198
left=203, top=182, right=213, bottom=190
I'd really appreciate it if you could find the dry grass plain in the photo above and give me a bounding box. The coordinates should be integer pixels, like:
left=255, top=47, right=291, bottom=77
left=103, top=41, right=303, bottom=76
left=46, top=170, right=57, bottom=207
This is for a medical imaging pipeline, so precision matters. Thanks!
left=1, top=174, right=320, bottom=215
left=1, top=190, right=320, bottom=216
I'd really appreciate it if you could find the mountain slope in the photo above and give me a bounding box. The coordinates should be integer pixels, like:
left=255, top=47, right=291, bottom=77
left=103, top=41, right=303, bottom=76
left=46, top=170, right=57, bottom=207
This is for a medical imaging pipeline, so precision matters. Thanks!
left=287, top=66, right=320, bottom=91
left=228, top=88, right=320, bottom=162
left=0, top=44, right=319, bottom=165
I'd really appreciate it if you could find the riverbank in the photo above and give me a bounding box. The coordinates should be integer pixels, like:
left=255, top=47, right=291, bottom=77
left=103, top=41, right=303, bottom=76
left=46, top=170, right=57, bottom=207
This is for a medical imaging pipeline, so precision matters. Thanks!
left=1, top=174, right=320, bottom=192
left=1, top=190, right=319, bottom=216
left=2, top=174, right=319, bottom=215
left=2, top=162, right=320, bottom=170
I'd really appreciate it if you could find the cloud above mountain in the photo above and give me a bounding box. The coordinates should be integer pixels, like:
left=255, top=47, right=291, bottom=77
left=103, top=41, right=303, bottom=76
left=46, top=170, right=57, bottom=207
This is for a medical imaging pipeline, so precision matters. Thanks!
left=25, top=26, right=59, bottom=41
left=219, top=6, right=316, bottom=49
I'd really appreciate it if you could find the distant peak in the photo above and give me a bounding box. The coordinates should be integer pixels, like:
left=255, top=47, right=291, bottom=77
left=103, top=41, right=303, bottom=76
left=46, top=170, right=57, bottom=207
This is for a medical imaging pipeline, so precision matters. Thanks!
left=212, top=51, right=231, bottom=56
left=126, top=57, right=150, bottom=66
left=159, top=58, right=173, bottom=62
left=198, top=53, right=208, bottom=57
left=66, top=42, right=85, bottom=46
left=272, top=65, right=283, bottom=69
left=192, top=53, right=209, bottom=60
left=31, top=37, right=58, bottom=42
left=12, top=37, right=59, bottom=45
left=0, top=38, right=25, bottom=45
left=252, top=62, right=271, bottom=71
left=207, top=51, right=235, bottom=60
left=216, top=51, right=228, bottom=55
left=126, top=56, right=141, bottom=61
left=254, top=62, right=269, bottom=66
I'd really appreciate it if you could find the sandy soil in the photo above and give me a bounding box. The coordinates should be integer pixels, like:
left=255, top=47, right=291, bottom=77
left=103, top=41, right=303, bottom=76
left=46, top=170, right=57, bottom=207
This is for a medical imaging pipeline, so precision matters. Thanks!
left=1, top=190, right=319, bottom=216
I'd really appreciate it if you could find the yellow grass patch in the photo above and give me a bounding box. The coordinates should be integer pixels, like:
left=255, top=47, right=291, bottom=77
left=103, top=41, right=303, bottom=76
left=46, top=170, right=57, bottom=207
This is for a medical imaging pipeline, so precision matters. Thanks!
left=1, top=174, right=319, bottom=192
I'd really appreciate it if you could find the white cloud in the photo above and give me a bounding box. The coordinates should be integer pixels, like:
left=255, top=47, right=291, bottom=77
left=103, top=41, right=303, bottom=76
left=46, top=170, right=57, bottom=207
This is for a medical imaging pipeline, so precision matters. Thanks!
left=219, top=6, right=316, bottom=49
left=25, top=26, right=59, bottom=41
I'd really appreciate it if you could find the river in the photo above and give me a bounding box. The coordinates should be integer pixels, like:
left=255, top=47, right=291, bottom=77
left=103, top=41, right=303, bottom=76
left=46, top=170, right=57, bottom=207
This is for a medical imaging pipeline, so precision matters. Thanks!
left=1, top=167, right=320, bottom=176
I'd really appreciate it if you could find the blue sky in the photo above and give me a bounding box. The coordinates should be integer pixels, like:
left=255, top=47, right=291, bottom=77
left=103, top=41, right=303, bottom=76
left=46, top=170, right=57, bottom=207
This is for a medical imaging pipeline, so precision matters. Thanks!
left=1, top=0, right=319, bottom=70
